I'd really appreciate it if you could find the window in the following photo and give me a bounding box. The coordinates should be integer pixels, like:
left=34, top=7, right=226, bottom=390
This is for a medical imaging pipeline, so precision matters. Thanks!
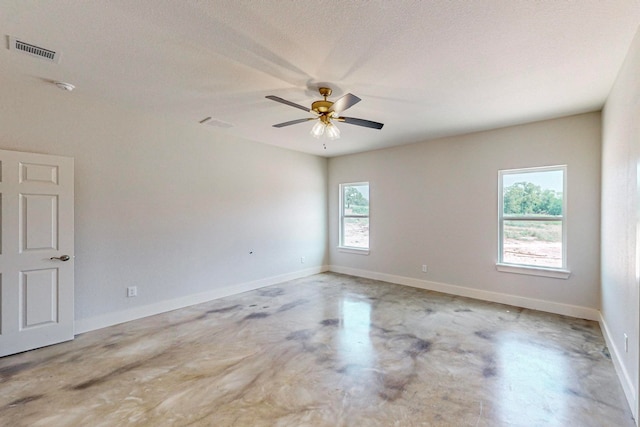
left=498, top=166, right=568, bottom=277
left=339, top=182, right=369, bottom=251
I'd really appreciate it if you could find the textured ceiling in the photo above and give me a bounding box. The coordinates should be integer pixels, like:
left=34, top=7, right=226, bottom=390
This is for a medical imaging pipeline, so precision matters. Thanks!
left=1, top=1, right=639, bottom=157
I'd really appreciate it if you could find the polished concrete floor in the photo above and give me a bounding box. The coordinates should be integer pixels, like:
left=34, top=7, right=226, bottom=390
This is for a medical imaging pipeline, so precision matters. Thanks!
left=0, top=273, right=634, bottom=426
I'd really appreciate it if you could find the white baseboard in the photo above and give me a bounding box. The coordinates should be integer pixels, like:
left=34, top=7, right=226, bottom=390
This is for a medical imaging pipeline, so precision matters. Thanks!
left=328, top=265, right=600, bottom=321
left=599, top=314, right=638, bottom=422
left=75, top=265, right=329, bottom=334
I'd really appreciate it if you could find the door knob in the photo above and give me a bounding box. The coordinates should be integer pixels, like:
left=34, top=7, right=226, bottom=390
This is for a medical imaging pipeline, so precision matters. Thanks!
left=50, top=255, right=71, bottom=261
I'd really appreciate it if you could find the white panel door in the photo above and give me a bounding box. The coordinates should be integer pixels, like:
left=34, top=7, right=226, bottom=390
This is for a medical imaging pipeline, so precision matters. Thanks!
left=0, top=149, right=74, bottom=357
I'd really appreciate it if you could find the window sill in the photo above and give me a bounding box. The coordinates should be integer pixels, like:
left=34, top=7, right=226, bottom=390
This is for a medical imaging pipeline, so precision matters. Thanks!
left=495, top=263, right=571, bottom=279
left=338, top=246, right=370, bottom=255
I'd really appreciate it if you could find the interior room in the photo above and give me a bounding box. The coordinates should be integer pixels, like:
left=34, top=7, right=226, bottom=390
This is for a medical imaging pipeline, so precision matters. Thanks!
left=0, top=1, right=639, bottom=425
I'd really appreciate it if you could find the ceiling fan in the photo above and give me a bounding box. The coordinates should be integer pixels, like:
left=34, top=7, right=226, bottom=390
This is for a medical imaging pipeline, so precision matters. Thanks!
left=265, top=87, right=384, bottom=140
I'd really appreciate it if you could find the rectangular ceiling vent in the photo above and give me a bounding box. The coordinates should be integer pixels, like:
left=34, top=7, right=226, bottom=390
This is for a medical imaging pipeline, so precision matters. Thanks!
left=8, top=36, right=61, bottom=63
left=199, top=117, right=233, bottom=129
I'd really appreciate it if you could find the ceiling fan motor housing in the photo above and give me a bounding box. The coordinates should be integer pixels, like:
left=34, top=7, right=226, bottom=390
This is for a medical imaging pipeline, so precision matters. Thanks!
left=312, top=100, right=334, bottom=114
left=312, top=87, right=335, bottom=114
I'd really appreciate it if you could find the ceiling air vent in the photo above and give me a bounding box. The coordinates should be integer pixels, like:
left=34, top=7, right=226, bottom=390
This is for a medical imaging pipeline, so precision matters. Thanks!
left=199, top=117, right=233, bottom=129
left=8, top=36, right=61, bottom=63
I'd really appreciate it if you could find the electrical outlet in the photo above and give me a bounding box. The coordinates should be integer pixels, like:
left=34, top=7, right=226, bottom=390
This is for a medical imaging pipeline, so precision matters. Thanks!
left=301, top=256, right=305, bottom=264
left=127, top=286, right=137, bottom=297
left=422, top=264, right=427, bottom=273
left=625, top=333, right=629, bottom=352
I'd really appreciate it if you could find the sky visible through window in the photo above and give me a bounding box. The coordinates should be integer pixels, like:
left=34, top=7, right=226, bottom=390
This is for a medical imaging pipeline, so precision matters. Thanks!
left=503, top=170, right=563, bottom=192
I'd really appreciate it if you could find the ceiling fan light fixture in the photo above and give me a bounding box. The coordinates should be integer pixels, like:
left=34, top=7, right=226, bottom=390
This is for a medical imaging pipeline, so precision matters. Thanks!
left=326, top=123, right=341, bottom=140
left=310, top=120, right=325, bottom=138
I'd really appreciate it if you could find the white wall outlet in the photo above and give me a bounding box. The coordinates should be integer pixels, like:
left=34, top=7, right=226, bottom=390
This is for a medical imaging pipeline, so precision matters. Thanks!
left=301, top=256, right=305, bottom=264
left=127, top=286, right=137, bottom=297
left=422, top=264, right=427, bottom=273
left=624, top=333, right=629, bottom=352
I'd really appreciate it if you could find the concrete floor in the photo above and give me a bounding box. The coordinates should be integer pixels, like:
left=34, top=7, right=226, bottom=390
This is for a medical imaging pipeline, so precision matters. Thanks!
left=0, top=273, right=634, bottom=426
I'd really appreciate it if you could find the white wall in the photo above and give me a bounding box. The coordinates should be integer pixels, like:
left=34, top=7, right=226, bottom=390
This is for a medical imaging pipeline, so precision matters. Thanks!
left=0, top=76, right=328, bottom=330
left=329, top=112, right=601, bottom=317
left=601, top=25, right=640, bottom=421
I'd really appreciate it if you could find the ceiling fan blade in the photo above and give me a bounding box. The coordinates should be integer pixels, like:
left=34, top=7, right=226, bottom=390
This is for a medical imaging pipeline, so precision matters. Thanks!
left=338, top=116, right=384, bottom=129
left=273, top=118, right=316, bottom=128
left=329, top=93, right=361, bottom=114
left=265, top=95, right=312, bottom=113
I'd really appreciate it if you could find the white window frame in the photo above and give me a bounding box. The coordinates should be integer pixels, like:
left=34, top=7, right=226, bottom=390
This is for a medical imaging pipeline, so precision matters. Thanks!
left=496, top=165, right=570, bottom=279
left=339, top=182, right=370, bottom=254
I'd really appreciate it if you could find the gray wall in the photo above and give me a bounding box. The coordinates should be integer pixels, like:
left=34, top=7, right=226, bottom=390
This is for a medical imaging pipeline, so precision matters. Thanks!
left=0, top=75, right=328, bottom=325
left=602, top=24, right=640, bottom=419
left=329, top=112, right=601, bottom=313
